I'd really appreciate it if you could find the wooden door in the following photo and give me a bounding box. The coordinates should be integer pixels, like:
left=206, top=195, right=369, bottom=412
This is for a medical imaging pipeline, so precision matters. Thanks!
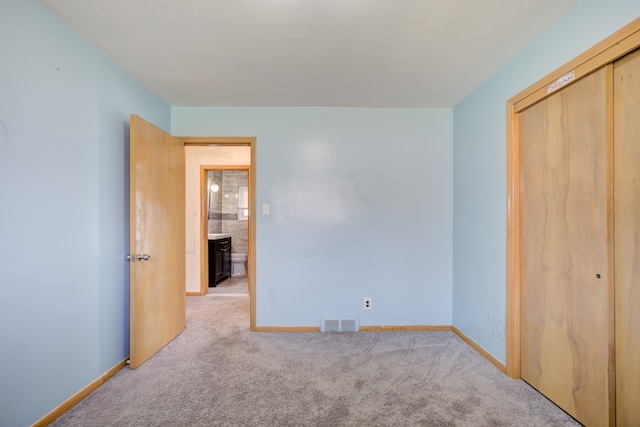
left=129, top=115, right=186, bottom=369
left=519, top=68, right=613, bottom=426
left=613, top=49, right=640, bottom=426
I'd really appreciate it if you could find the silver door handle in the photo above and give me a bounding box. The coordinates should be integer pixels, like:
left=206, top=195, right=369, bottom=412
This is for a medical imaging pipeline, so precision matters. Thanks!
left=137, top=253, right=151, bottom=261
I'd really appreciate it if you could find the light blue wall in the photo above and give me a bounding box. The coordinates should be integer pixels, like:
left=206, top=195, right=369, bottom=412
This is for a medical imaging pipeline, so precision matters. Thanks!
left=0, top=1, right=170, bottom=425
left=173, top=108, right=453, bottom=327
left=452, top=0, right=640, bottom=363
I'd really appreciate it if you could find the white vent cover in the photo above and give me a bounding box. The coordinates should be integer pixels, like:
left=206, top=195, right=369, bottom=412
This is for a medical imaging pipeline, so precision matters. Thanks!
left=320, top=315, right=359, bottom=332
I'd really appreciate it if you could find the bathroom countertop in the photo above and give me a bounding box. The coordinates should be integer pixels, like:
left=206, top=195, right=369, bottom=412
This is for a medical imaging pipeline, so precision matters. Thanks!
left=208, top=233, right=232, bottom=240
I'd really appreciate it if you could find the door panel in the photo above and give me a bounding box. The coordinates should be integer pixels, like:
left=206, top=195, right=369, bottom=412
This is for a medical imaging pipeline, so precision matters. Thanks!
left=130, top=115, right=186, bottom=369
left=613, top=49, right=640, bottom=426
left=519, top=68, right=612, bottom=426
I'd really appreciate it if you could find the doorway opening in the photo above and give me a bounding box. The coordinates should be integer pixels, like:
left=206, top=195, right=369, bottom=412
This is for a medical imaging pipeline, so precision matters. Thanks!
left=183, top=137, right=256, bottom=331
left=203, top=167, right=250, bottom=295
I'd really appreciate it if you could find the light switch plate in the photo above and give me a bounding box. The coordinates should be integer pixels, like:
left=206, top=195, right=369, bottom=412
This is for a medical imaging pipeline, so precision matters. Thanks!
left=262, top=204, right=270, bottom=215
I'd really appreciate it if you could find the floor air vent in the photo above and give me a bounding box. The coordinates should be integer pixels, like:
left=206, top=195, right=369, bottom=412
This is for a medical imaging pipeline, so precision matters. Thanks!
left=320, top=315, right=359, bottom=332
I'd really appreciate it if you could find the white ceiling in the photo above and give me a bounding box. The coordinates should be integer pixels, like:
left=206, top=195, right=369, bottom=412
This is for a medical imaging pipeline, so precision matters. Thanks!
left=41, top=0, right=580, bottom=107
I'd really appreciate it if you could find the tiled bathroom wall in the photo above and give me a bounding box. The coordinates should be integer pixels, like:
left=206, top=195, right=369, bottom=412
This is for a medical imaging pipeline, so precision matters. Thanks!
left=207, top=170, right=223, bottom=233
left=208, top=170, right=249, bottom=254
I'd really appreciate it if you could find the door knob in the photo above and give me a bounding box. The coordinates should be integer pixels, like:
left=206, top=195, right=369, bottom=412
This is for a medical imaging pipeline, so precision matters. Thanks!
left=137, top=253, right=151, bottom=261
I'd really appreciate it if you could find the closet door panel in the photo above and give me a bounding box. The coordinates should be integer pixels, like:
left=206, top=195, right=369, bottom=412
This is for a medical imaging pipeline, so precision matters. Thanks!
left=613, top=49, right=640, bottom=427
left=519, top=67, right=611, bottom=427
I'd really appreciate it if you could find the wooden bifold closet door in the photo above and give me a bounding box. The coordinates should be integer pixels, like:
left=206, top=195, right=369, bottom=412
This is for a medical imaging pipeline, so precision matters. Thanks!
left=519, top=67, right=612, bottom=427
left=613, top=48, right=640, bottom=427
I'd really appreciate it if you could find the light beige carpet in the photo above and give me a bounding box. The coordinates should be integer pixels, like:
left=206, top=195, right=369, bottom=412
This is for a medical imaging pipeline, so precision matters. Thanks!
left=52, top=296, right=580, bottom=426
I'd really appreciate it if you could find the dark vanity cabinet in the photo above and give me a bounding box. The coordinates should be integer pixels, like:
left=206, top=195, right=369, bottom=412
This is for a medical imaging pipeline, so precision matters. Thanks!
left=208, top=237, right=231, bottom=286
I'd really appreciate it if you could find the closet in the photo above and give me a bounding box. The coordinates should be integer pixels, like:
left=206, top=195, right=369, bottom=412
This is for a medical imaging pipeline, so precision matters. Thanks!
left=511, top=37, right=640, bottom=427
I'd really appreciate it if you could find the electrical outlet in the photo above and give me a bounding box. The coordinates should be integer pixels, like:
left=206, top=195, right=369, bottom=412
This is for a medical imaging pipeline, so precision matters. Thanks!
left=363, top=297, right=372, bottom=311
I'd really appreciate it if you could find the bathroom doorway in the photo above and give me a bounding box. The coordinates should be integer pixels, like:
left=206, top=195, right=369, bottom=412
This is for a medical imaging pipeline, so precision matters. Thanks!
left=203, top=167, right=250, bottom=293
left=182, top=139, right=256, bottom=331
